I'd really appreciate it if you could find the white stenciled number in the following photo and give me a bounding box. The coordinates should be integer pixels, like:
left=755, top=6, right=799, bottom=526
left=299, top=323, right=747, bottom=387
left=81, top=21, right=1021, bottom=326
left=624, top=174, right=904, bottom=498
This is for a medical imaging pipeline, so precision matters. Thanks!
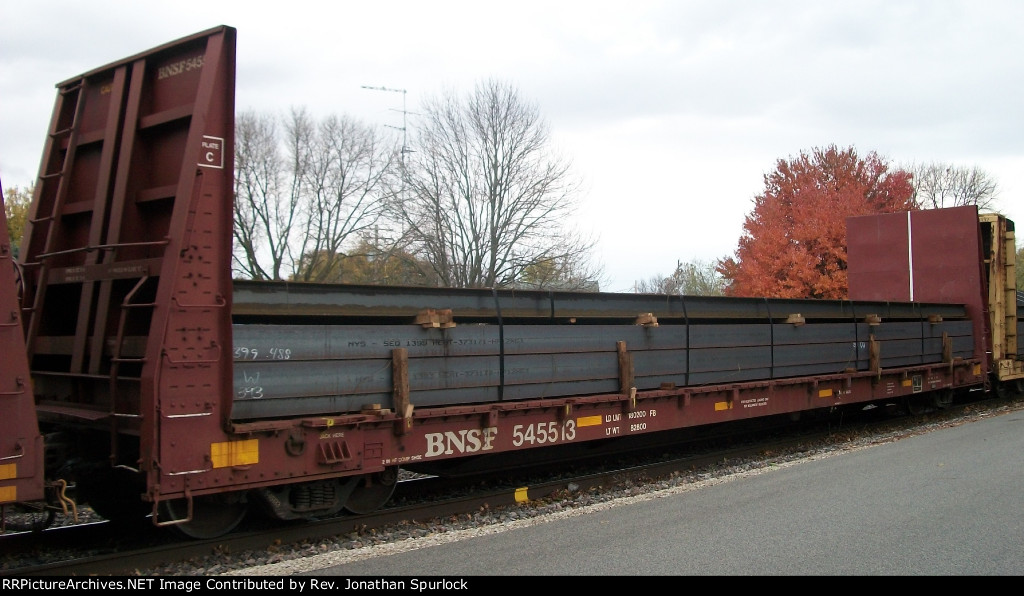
left=563, top=419, right=576, bottom=441
left=512, top=420, right=577, bottom=447
left=234, top=347, right=259, bottom=360
left=513, top=424, right=527, bottom=446
left=268, top=347, right=292, bottom=360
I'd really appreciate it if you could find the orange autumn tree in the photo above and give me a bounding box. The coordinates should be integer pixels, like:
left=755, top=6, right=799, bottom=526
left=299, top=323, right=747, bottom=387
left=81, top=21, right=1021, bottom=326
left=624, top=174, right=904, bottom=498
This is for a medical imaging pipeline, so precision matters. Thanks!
left=718, top=145, right=915, bottom=299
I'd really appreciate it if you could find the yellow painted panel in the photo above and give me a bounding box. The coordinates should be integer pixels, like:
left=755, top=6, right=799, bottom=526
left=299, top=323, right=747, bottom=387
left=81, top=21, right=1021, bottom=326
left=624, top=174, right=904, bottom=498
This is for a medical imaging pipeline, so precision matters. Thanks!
left=818, top=388, right=834, bottom=398
left=577, top=415, right=603, bottom=427
left=0, top=463, right=15, bottom=481
left=0, top=485, right=15, bottom=503
left=714, top=401, right=732, bottom=411
left=514, top=487, right=529, bottom=503
left=901, top=379, right=913, bottom=387
left=211, top=438, right=259, bottom=468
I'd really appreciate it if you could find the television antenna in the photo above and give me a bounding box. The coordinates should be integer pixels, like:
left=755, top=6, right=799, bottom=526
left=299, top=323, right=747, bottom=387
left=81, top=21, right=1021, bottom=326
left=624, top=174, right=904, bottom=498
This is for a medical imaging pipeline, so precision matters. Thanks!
left=361, top=85, right=415, bottom=160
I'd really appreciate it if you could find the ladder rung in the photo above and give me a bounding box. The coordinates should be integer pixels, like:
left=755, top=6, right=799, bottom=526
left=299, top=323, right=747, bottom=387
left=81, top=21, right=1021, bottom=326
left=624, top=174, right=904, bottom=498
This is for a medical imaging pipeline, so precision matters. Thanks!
left=122, top=302, right=157, bottom=310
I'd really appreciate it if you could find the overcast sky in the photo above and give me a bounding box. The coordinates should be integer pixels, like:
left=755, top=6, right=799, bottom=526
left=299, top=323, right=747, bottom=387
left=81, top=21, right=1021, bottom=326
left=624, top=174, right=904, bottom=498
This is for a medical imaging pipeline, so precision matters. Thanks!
left=2, top=0, right=1021, bottom=292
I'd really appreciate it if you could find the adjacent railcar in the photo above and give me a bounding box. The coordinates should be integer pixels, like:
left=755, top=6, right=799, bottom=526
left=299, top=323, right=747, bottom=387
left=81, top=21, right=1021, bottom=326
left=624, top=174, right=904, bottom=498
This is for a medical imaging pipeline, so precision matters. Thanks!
left=847, top=205, right=1023, bottom=392
left=1, top=25, right=1020, bottom=538
left=0, top=185, right=46, bottom=522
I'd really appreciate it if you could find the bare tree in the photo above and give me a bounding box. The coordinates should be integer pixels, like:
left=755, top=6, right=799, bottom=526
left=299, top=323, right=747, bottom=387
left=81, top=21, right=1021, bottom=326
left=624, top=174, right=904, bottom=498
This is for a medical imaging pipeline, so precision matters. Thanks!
left=292, top=112, right=400, bottom=282
left=232, top=110, right=296, bottom=280
left=634, top=258, right=725, bottom=296
left=906, top=161, right=999, bottom=211
left=232, top=108, right=399, bottom=281
left=393, top=79, right=601, bottom=289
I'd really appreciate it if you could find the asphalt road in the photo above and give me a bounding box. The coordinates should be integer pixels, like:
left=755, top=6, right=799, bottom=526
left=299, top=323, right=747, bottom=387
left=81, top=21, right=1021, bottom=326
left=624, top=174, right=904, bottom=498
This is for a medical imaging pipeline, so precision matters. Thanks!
left=277, top=407, right=1024, bottom=576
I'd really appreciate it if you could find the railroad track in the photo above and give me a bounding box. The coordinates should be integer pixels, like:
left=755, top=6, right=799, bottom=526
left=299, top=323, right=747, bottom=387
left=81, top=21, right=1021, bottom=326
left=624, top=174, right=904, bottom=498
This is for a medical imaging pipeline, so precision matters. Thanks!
left=4, top=391, right=1022, bottom=577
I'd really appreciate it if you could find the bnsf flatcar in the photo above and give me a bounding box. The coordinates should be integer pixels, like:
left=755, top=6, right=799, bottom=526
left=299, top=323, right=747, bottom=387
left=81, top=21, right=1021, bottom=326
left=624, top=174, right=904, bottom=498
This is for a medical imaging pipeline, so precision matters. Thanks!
left=1, top=25, right=1021, bottom=538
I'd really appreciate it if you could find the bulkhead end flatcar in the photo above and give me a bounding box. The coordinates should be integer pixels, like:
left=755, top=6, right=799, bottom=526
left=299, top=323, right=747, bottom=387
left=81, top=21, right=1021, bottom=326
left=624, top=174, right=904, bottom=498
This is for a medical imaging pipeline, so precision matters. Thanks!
left=1, top=25, right=1020, bottom=538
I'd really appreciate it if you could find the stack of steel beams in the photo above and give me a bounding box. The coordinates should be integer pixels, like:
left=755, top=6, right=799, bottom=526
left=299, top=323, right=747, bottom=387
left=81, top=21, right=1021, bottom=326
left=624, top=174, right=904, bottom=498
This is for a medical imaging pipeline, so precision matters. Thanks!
left=228, top=281, right=971, bottom=419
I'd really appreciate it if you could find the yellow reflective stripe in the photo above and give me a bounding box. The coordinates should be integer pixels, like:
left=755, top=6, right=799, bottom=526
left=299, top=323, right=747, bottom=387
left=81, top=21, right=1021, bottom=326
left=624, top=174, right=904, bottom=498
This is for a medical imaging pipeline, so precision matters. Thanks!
left=211, top=439, right=259, bottom=468
left=901, top=379, right=913, bottom=387
left=0, top=485, right=15, bottom=503
left=0, top=463, right=15, bottom=481
left=577, top=415, right=603, bottom=427
left=818, top=388, right=834, bottom=398
left=714, top=401, right=732, bottom=411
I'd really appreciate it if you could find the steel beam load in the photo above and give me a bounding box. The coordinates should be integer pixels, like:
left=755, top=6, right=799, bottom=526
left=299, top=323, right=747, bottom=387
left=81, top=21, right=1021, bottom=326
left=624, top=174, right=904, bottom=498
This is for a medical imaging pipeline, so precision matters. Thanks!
left=227, top=281, right=972, bottom=420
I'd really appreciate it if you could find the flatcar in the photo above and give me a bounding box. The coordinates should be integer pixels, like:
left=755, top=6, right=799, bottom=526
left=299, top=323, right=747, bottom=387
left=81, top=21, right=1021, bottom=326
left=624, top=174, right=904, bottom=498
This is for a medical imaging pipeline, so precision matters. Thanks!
left=0, top=184, right=48, bottom=529
left=1, top=25, right=1021, bottom=538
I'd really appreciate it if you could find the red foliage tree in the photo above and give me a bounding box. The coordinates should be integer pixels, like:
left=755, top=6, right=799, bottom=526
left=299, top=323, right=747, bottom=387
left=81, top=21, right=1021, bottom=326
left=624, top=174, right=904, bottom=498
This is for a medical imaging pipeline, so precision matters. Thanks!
left=718, top=145, right=915, bottom=299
